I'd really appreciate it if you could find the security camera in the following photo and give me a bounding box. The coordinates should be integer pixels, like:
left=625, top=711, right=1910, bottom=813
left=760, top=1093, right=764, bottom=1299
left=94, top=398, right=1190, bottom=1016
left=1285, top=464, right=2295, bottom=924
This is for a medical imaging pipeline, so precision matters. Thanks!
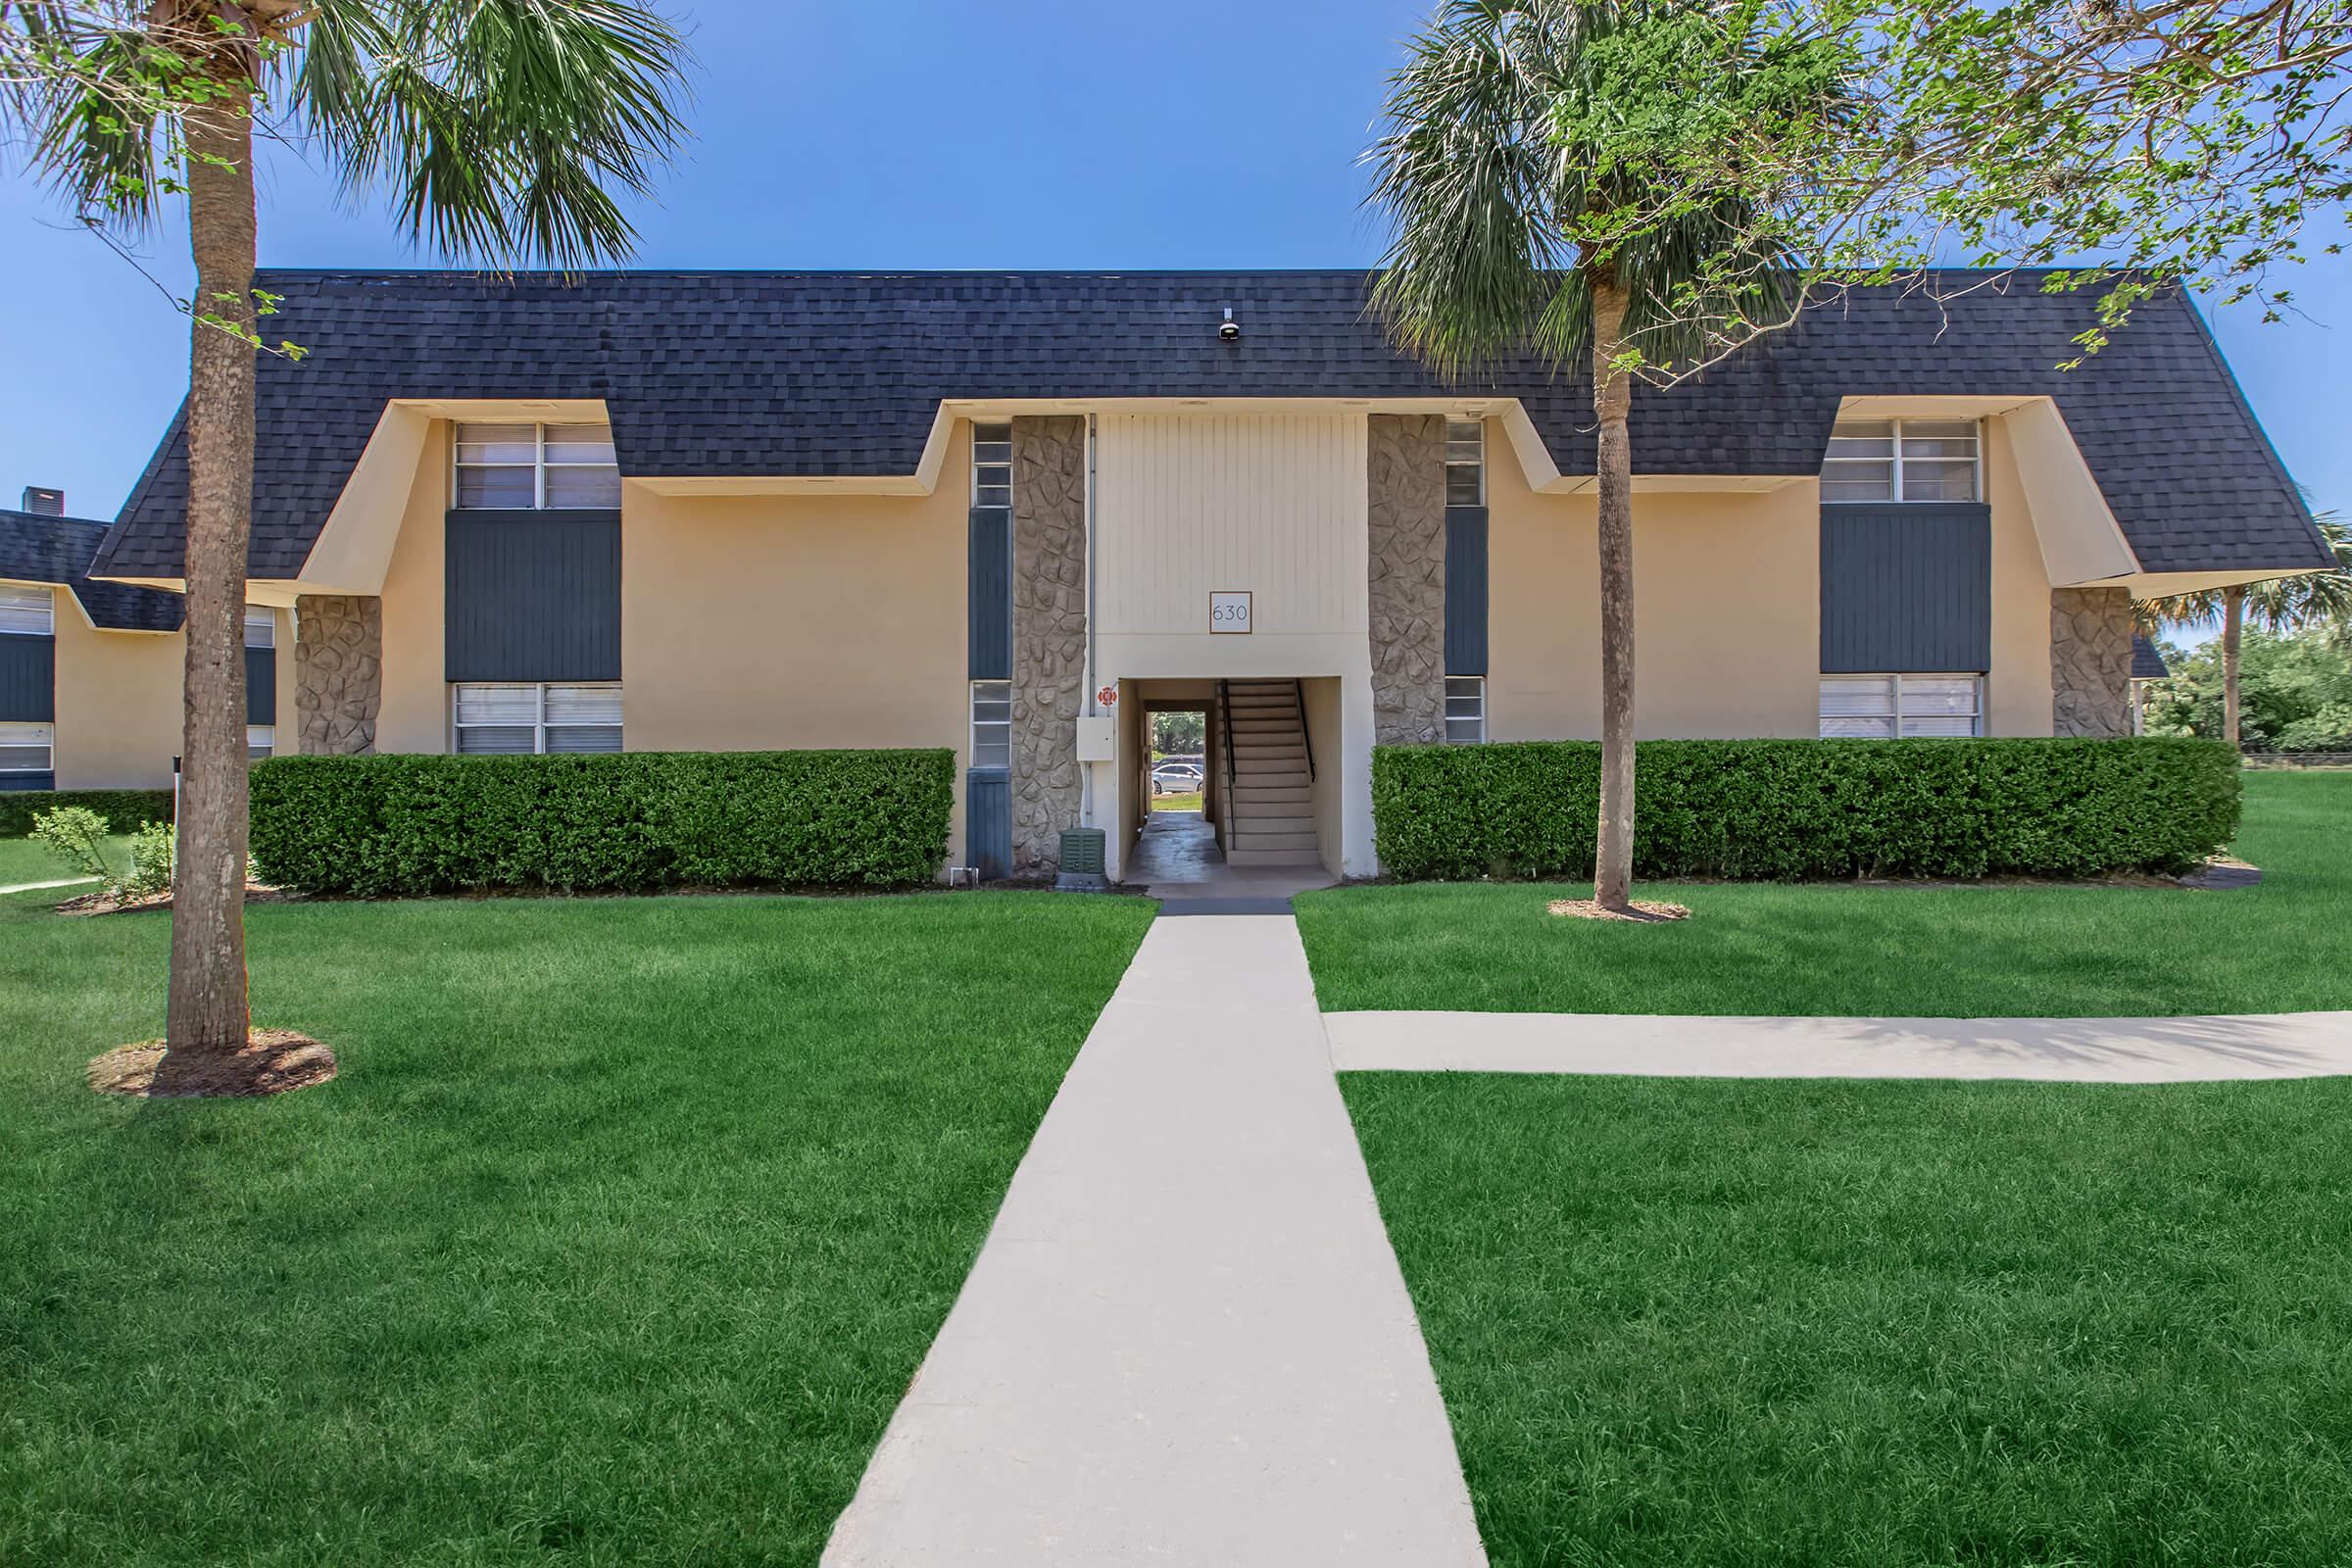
left=1218, top=308, right=1240, bottom=342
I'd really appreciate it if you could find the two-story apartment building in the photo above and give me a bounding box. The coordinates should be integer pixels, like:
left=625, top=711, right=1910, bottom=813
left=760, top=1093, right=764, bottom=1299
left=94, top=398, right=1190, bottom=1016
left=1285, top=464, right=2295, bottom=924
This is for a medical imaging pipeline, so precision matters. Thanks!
left=2, top=492, right=291, bottom=791
left=88, top=270, right=2329, bottom=878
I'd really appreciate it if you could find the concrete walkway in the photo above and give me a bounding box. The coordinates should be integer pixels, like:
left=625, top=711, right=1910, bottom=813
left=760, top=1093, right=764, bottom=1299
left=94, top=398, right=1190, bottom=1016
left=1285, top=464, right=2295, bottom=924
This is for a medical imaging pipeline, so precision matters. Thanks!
left=1326, top=1008, right=2352, bottom=1083
left=822, top=916, right=1485, bottom=1567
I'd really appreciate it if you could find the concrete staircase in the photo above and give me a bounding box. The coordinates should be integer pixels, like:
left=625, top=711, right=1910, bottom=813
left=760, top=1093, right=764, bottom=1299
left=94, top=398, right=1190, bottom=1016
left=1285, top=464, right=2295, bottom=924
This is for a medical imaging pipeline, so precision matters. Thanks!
left=1218, top=679, right=1323, bottom=868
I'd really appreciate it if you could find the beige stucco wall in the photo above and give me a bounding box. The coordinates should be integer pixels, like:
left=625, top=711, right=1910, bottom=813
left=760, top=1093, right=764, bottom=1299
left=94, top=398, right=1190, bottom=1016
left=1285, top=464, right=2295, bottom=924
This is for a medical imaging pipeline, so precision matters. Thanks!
left=620, top=425, right=971, bottom=855
left=1488, top=455, right=1823, bottom=741
left=374, top=420, right=453, bottom=754
left=1488, top=419, right=2061, bottom=741
left=49, top=593, right=178, bottom=789
left=1984, top=414, right=2057, bottom=736
left=44, top=598, right=294, bottom=790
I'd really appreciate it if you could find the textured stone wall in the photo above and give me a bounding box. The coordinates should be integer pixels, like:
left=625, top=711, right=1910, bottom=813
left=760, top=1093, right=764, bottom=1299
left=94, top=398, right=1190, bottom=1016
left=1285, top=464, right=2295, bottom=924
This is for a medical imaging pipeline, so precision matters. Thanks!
left=1010, top=417, right=1088, bottom=876
left=294, top=594, right=382, bottom=756
left=2050, top=586, right=2135, bottom=738
left=1367, top=414, right=1447, bottom=745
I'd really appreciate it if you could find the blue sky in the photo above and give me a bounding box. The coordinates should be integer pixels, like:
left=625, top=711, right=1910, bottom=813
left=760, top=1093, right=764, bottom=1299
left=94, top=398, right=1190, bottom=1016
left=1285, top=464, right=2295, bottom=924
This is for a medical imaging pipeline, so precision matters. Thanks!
left=3, top=0, right=2346, bottom=540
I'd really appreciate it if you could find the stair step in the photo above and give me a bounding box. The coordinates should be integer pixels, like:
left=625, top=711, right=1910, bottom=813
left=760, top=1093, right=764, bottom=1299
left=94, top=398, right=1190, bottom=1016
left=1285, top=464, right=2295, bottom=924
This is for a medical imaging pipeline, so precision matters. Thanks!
left=1224, top=847, right=1324, bottom=868
left=1230, top=813, right=1315, bottom=835
left=1231, top=788, right=1312, bottom=806
left=1233, top=837, right=1318, bottom=857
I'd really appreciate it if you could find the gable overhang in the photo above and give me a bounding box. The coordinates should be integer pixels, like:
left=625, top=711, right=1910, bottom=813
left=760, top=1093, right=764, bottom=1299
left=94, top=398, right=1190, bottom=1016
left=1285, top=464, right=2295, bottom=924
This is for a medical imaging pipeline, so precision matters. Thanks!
left=1833, top=394, right=2144, bottom=587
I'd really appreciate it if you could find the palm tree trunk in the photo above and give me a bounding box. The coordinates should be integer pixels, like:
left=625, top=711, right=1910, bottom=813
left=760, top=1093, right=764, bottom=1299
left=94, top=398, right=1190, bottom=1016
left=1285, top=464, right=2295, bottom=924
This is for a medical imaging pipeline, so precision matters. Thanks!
left=164, top=87, right=256, bottom=1054
left=2221, top=584, right=2244, bottom=750
left=1591, top=277, right=1637, bottom=911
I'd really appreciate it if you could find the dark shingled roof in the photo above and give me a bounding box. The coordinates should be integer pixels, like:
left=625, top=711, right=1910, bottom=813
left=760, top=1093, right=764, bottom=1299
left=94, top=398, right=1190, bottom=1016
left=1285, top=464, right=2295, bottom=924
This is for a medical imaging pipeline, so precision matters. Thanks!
left=96, top=268, right=2331, bottom=580
left=0, top=508, right=182, bottom=631
left=2132, top=633, right=2171, bottom=681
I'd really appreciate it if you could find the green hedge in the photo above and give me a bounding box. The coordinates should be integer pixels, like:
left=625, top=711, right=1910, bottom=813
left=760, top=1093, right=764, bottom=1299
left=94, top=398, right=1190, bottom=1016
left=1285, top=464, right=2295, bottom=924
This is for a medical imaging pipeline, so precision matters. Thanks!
left=0, top=788, right=174, bottom=839
left=1372, top=738, right=2242, bottom=882
left=249, top=750, right=956, bottom=895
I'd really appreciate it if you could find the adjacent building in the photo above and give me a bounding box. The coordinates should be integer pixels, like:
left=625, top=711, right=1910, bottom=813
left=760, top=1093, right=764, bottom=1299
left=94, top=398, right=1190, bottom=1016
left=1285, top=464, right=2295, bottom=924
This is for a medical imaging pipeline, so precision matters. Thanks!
left=88, top=270, right=2329, bottom=876
left=2, top=490, right=289, bottom=791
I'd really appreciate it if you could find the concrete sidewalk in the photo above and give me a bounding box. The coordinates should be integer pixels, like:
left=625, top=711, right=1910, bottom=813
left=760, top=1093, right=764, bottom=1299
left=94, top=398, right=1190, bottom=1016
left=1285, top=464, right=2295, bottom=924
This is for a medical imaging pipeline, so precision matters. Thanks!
left=1326, top=1008, right=2352, bottom=1083
left=822, top=916, right=1485, bottom=1567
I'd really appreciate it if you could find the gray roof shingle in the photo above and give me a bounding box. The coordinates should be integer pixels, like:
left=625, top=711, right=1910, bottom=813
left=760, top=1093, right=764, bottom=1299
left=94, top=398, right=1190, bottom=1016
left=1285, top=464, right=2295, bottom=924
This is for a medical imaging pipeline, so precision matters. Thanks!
left=95, top=268, right=2331, bottom=580
left=2132, top=633, right=2170, bottom=680
left=1, top=508, right=182, bottom=631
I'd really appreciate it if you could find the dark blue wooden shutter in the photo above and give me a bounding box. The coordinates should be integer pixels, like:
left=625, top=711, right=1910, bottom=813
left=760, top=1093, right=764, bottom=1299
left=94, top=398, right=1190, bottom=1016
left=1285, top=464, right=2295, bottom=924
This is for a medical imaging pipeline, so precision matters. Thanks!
left=1820, top=503, right=1992, bottom=672
left=445, top=510, right=623, bottom=681
left=968, top=506, right=1012, bottom=680
left=1444, top=506, right=1488, bottom=675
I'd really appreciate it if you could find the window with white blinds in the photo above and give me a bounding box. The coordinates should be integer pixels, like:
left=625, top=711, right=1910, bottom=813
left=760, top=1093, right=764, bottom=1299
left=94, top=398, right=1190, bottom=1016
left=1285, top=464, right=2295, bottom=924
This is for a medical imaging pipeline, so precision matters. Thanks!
left=454, top=423, right=621, bottom=509
left=243, top=608, right=275, bottom=649
left=1820, top=674, right=1984, bottom=738
left=0, top=583, right=53, bottom=636
left=452, top=682, right=623, bottom=754
left=972, top=423, right=1012, bottom=509
left=0, top=721, right=53, bottom=772
left=1445, top=675, right=1487, bottom=743
left=1821, top=419, right=1981, bottom=503
left=970, top=680, right=1012, bottom=769
left=1445, top=419, right=1485, bottom=506
left=247, top=725, right=274, bottom=762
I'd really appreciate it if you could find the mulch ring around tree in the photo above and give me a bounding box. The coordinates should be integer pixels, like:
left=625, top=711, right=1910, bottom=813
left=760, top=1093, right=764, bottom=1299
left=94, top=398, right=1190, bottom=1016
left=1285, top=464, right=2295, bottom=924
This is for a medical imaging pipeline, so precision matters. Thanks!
left=1547, top=898, right=1691, bottom=922
left=87, top=1029, right=338, bottom=1099
left=55, top=883, right=291, bottom=917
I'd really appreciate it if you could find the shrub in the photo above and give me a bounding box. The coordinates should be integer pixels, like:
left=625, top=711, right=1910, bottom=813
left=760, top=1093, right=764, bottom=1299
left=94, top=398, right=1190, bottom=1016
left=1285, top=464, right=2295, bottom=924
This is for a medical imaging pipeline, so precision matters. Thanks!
left=248, top=749, right=956, bottom=896
left=123, top=821, right=176, bottom=900
left=28, top=806, right=116, bottom=882
left=1372, top=738, right=2242, bottom=882
left=0, top=788, right=172, bottom=839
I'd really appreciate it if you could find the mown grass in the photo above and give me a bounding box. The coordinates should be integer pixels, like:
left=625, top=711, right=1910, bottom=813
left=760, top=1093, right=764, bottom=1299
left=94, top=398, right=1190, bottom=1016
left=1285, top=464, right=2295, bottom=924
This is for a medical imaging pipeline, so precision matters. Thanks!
left=0, top=887, right=1153, bottom=1566
left=1298, top=771, right=2352, bottom=1016
left=0, top=833, right=132, bottom=887
left=1346, top=1071, right=2352, bottom=1566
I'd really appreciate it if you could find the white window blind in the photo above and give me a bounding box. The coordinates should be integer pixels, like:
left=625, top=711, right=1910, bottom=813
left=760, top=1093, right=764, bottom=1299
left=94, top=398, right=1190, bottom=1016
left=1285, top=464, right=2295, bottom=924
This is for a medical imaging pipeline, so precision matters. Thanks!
left=452, top=682, right=622, bottom=754
left=0, top=584, right=53, bottom=636
left=1445, top=419, right=1486, bottom=506
left=970, top=680, right=1012, bottom=769
left=243, top=608, right=275, bottom=649
left=1445, top=675, right=1487, bottom=743
left=1820, top=674, right=1984, bottom=738
left=454, top=422, right=620, bottom=509
left=247, top=725, right=274, bottom=762
left=1821, top=419, right=1981, bottom=503
left=0, top=721, right=53, bottom=772
left=972, top=422, right=1012, bottom=509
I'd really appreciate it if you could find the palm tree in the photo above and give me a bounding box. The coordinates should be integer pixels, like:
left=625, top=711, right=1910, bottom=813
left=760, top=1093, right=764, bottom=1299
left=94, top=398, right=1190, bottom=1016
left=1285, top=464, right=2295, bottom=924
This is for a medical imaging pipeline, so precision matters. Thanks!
left=2137, top=514, right=2352, bottom=748
left=1368, top=0, right=1829, bottom=911
left=5, top=1, right=689, bottom=1076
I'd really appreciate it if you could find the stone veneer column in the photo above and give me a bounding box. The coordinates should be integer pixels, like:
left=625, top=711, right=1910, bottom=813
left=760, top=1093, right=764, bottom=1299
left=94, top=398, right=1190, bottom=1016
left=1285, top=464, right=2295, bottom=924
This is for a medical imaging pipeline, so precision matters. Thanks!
left=1366, top=414, right=1447, bottom=745
left=294, top=594, right=383, bottom=755
left=1009, top=417, right=1088, bottom=876
left=2049, top=586, right=2135, bottom=737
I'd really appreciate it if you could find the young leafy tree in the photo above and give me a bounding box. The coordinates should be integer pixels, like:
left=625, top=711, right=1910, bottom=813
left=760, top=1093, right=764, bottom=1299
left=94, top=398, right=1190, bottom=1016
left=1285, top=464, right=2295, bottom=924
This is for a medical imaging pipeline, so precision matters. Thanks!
left=3, top=1, right=690, bottom=1074
left=1369, top=0, right=1844, bottom=912
left=2138, top=514, right=2352, bottom=747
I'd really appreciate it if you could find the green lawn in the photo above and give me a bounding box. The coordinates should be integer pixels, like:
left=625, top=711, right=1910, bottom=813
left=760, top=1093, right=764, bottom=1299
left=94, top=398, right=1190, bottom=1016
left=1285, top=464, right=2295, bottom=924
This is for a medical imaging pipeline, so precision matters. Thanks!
left=1299, top=770, right=2352, bottom=1016
left=0, top=886, right=1152, bottom=1566
left=0, top=833, right=132, bottom=887
left=1345, top=1072, right=2352, bottom=1567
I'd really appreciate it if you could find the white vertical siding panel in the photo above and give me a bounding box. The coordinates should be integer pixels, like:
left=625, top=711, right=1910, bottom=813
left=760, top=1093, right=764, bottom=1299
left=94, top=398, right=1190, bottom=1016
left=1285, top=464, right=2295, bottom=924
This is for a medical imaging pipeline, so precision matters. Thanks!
left=1096, top=411, right=1366, bottom=638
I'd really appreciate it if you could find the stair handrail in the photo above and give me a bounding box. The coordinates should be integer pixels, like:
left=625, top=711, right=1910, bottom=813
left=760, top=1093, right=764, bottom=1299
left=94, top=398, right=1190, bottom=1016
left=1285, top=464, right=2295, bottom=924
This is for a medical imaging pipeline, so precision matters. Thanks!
left=1217, top=679, right=1237, bottom=802
left=1294, top=677, right=1315, bottom=781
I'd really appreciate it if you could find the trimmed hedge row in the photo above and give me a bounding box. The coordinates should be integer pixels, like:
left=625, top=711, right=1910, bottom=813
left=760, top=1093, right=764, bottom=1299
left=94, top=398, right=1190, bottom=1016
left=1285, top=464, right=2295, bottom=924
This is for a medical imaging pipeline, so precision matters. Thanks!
left=0, top=788, right=174, bottom=839
left=249, top=750, right=956, bottom=895
left=1372, top=738, right=2242, bottom=882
